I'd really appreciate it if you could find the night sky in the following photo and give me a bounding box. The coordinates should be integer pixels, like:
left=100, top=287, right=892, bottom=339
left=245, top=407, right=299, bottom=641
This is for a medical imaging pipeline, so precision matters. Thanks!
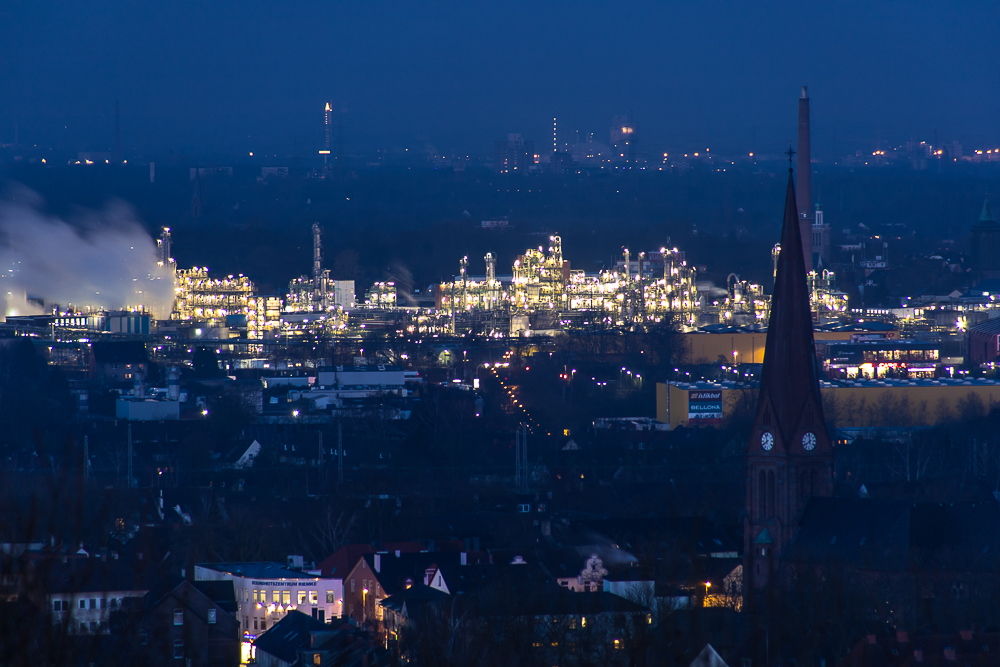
left=3, top=1, right=998, bottom=157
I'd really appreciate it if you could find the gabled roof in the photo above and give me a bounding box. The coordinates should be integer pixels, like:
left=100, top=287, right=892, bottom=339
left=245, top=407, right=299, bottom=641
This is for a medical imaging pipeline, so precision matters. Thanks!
left=39, top=558, right=156, bottom=594
left=379, top=583, right=449, bottom=617
left=254, top=610, right=328, bottom=665
left=360, top=551, right=483, bottom=597
left=144, top=576, right=237, bottom=615
left=690, top=643, right=730, bottom=667
left=317, top=542, right=425, bottom=579
left=981, top=196, right=995, bottom=224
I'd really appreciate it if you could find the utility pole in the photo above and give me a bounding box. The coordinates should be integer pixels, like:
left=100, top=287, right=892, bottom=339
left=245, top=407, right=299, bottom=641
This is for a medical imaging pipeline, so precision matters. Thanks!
left=515, top=424, right=528, bottom=494
left=83, top=436, right=89, bottom=479
left=318, top=430, right=324, bottom=490
left=127, top=423, right=133, bottom=489
left=337, top=421, right=343, bottom=486
left=521, top=424, right=528, bottom=494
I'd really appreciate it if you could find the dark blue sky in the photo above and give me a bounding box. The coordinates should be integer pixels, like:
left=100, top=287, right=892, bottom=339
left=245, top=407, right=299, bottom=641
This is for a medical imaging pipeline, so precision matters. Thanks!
left=3, top=0, right=998, bottom=158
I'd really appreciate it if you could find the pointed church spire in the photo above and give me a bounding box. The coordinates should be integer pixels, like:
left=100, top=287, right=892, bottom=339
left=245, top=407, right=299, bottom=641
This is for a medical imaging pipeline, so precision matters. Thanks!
left=757, top=168, right=825, bottom=443
left=744, top=166, right=833, bottom=593
left=980, top=196, right=995, bottom=224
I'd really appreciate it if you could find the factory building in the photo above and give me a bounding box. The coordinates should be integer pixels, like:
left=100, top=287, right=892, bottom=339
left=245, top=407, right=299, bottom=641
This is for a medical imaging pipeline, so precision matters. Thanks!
left=172, top=267, right=262, bottom=339
left=820, top=340, right=950, bottom=379
left=967, top=318, right=1000, bottom=366
left=285, top=223, right=355, bottom=316
left=436, top=238, right=702, bottom=333
left=656, top=378, right=1000, bottom=430
left=431, top=234, right=849, bottom=336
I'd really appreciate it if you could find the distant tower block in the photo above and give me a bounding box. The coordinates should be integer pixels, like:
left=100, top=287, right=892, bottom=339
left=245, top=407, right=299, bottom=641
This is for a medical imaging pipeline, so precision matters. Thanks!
left=553, top=118, right=557, bottom=152
left=322, top=102, right=333, bottom=167
left=324, top=102, right=333, bottom=151
left=797, top=86, right=813, bottom=272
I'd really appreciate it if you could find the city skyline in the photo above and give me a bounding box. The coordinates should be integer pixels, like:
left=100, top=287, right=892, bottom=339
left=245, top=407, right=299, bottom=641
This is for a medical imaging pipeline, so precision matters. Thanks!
left=2, top=1, right=999, bottom=158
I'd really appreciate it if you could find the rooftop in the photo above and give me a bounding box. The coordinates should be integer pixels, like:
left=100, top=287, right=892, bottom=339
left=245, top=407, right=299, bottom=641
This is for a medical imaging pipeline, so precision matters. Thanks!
left=196, top=562, right=329, bottom=581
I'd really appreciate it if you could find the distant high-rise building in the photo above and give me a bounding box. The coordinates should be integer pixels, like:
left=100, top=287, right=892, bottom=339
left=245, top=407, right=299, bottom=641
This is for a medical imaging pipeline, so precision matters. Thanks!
left=324, top=102, right=333, bottom=152
left=797, top=86, right=813, bottom=272
left=321, top=102, right=333, bottom=168
left=971, top=196, right=1000, bottom=280
left=610, top=115, right=635, bottom=162
left=495, top=134, right=534, bottom=174
left=553, top=118, right=557, bottom=153
left=812, top=204, right=830, bottom=268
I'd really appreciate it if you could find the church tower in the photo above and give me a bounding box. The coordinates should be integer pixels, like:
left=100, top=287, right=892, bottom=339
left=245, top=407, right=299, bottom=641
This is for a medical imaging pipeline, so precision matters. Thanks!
left=744, top=167, right=833, bottom=592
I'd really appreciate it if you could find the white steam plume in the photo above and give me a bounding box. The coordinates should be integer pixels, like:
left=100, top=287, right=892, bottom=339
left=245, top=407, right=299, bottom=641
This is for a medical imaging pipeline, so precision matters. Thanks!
left=0, top=186, right=175, bottom=319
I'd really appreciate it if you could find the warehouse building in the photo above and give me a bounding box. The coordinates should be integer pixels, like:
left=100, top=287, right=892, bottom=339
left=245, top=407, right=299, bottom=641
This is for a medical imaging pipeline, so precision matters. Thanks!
left=656, top=378, right=1000, bottom=429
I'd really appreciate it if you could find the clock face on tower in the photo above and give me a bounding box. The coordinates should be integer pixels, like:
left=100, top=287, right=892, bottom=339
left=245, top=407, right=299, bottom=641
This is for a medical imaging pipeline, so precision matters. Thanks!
left=802, top=432, right=817, bottom=451
left=761, top=432, right=774, bottom=451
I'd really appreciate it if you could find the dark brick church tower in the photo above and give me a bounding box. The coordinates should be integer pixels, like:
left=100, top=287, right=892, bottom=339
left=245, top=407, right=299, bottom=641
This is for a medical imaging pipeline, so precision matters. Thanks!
left=744, top=167, right=833, bottom=592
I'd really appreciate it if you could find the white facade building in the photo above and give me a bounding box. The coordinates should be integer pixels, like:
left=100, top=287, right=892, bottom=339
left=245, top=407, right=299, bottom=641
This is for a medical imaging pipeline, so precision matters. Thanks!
left=195, top=562, right=342, bottom=634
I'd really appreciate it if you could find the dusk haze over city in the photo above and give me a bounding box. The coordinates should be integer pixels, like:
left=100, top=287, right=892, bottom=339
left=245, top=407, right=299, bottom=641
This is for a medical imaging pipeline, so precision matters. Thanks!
left=1, top=2, right=1000, bottom=666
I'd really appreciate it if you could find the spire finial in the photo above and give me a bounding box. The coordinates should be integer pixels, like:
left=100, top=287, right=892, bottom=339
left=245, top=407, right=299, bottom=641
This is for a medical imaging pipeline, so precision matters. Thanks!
left=785, top=143, right=796, bottom=171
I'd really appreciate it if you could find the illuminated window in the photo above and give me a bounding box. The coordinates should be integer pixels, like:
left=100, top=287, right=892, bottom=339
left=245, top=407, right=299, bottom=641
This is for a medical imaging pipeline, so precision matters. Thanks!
left=310, top=591, right=318, bottom=605
left=272, top=590, right=279, bottom=603
left=282, top=591, right=290, bottom=605
left=326, top=592, right=334, bottom=604
left=298, top=591, right=307, bottom=605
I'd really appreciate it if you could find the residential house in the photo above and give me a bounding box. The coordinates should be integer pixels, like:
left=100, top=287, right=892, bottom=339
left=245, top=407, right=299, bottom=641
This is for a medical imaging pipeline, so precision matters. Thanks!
left=141, top=576, right=241, bottom=666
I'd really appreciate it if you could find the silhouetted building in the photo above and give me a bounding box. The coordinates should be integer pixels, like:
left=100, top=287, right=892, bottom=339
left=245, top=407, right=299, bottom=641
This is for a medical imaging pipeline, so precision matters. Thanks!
left=495, top=134, right=534, bottom=174
left=744, top=167, right=833, bottom=593
left=141, top=577, right=240, bottom=667
left=970, top=196, right=999, bottom=280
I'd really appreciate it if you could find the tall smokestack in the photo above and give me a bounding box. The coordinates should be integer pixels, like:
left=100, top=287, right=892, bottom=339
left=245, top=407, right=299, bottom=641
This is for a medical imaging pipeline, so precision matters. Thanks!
left=797, top=86, right=813, bottom=272
left=312, top=222, right=322, bottom=282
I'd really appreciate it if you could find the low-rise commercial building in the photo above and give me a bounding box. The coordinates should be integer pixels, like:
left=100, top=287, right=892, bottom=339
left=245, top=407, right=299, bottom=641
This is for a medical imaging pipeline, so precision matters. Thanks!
left=194, top=561, right=342, bottom=641
left=657, top=378, right=1000, bottom=429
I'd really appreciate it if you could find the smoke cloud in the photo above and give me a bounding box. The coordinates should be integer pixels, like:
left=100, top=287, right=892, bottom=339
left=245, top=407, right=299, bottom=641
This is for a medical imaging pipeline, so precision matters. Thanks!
left=0, top=186, right=175, bottom=319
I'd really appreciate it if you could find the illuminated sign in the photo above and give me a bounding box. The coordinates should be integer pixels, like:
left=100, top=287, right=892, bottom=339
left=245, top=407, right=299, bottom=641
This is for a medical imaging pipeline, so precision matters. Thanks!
left=688, top=390, right=723, bottom=426
left=251, top=580, right=317, bottom=587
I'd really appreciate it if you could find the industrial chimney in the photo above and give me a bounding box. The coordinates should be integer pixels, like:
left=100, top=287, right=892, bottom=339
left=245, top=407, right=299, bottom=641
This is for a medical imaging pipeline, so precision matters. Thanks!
left=797, top=86, right=813, bottom=272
